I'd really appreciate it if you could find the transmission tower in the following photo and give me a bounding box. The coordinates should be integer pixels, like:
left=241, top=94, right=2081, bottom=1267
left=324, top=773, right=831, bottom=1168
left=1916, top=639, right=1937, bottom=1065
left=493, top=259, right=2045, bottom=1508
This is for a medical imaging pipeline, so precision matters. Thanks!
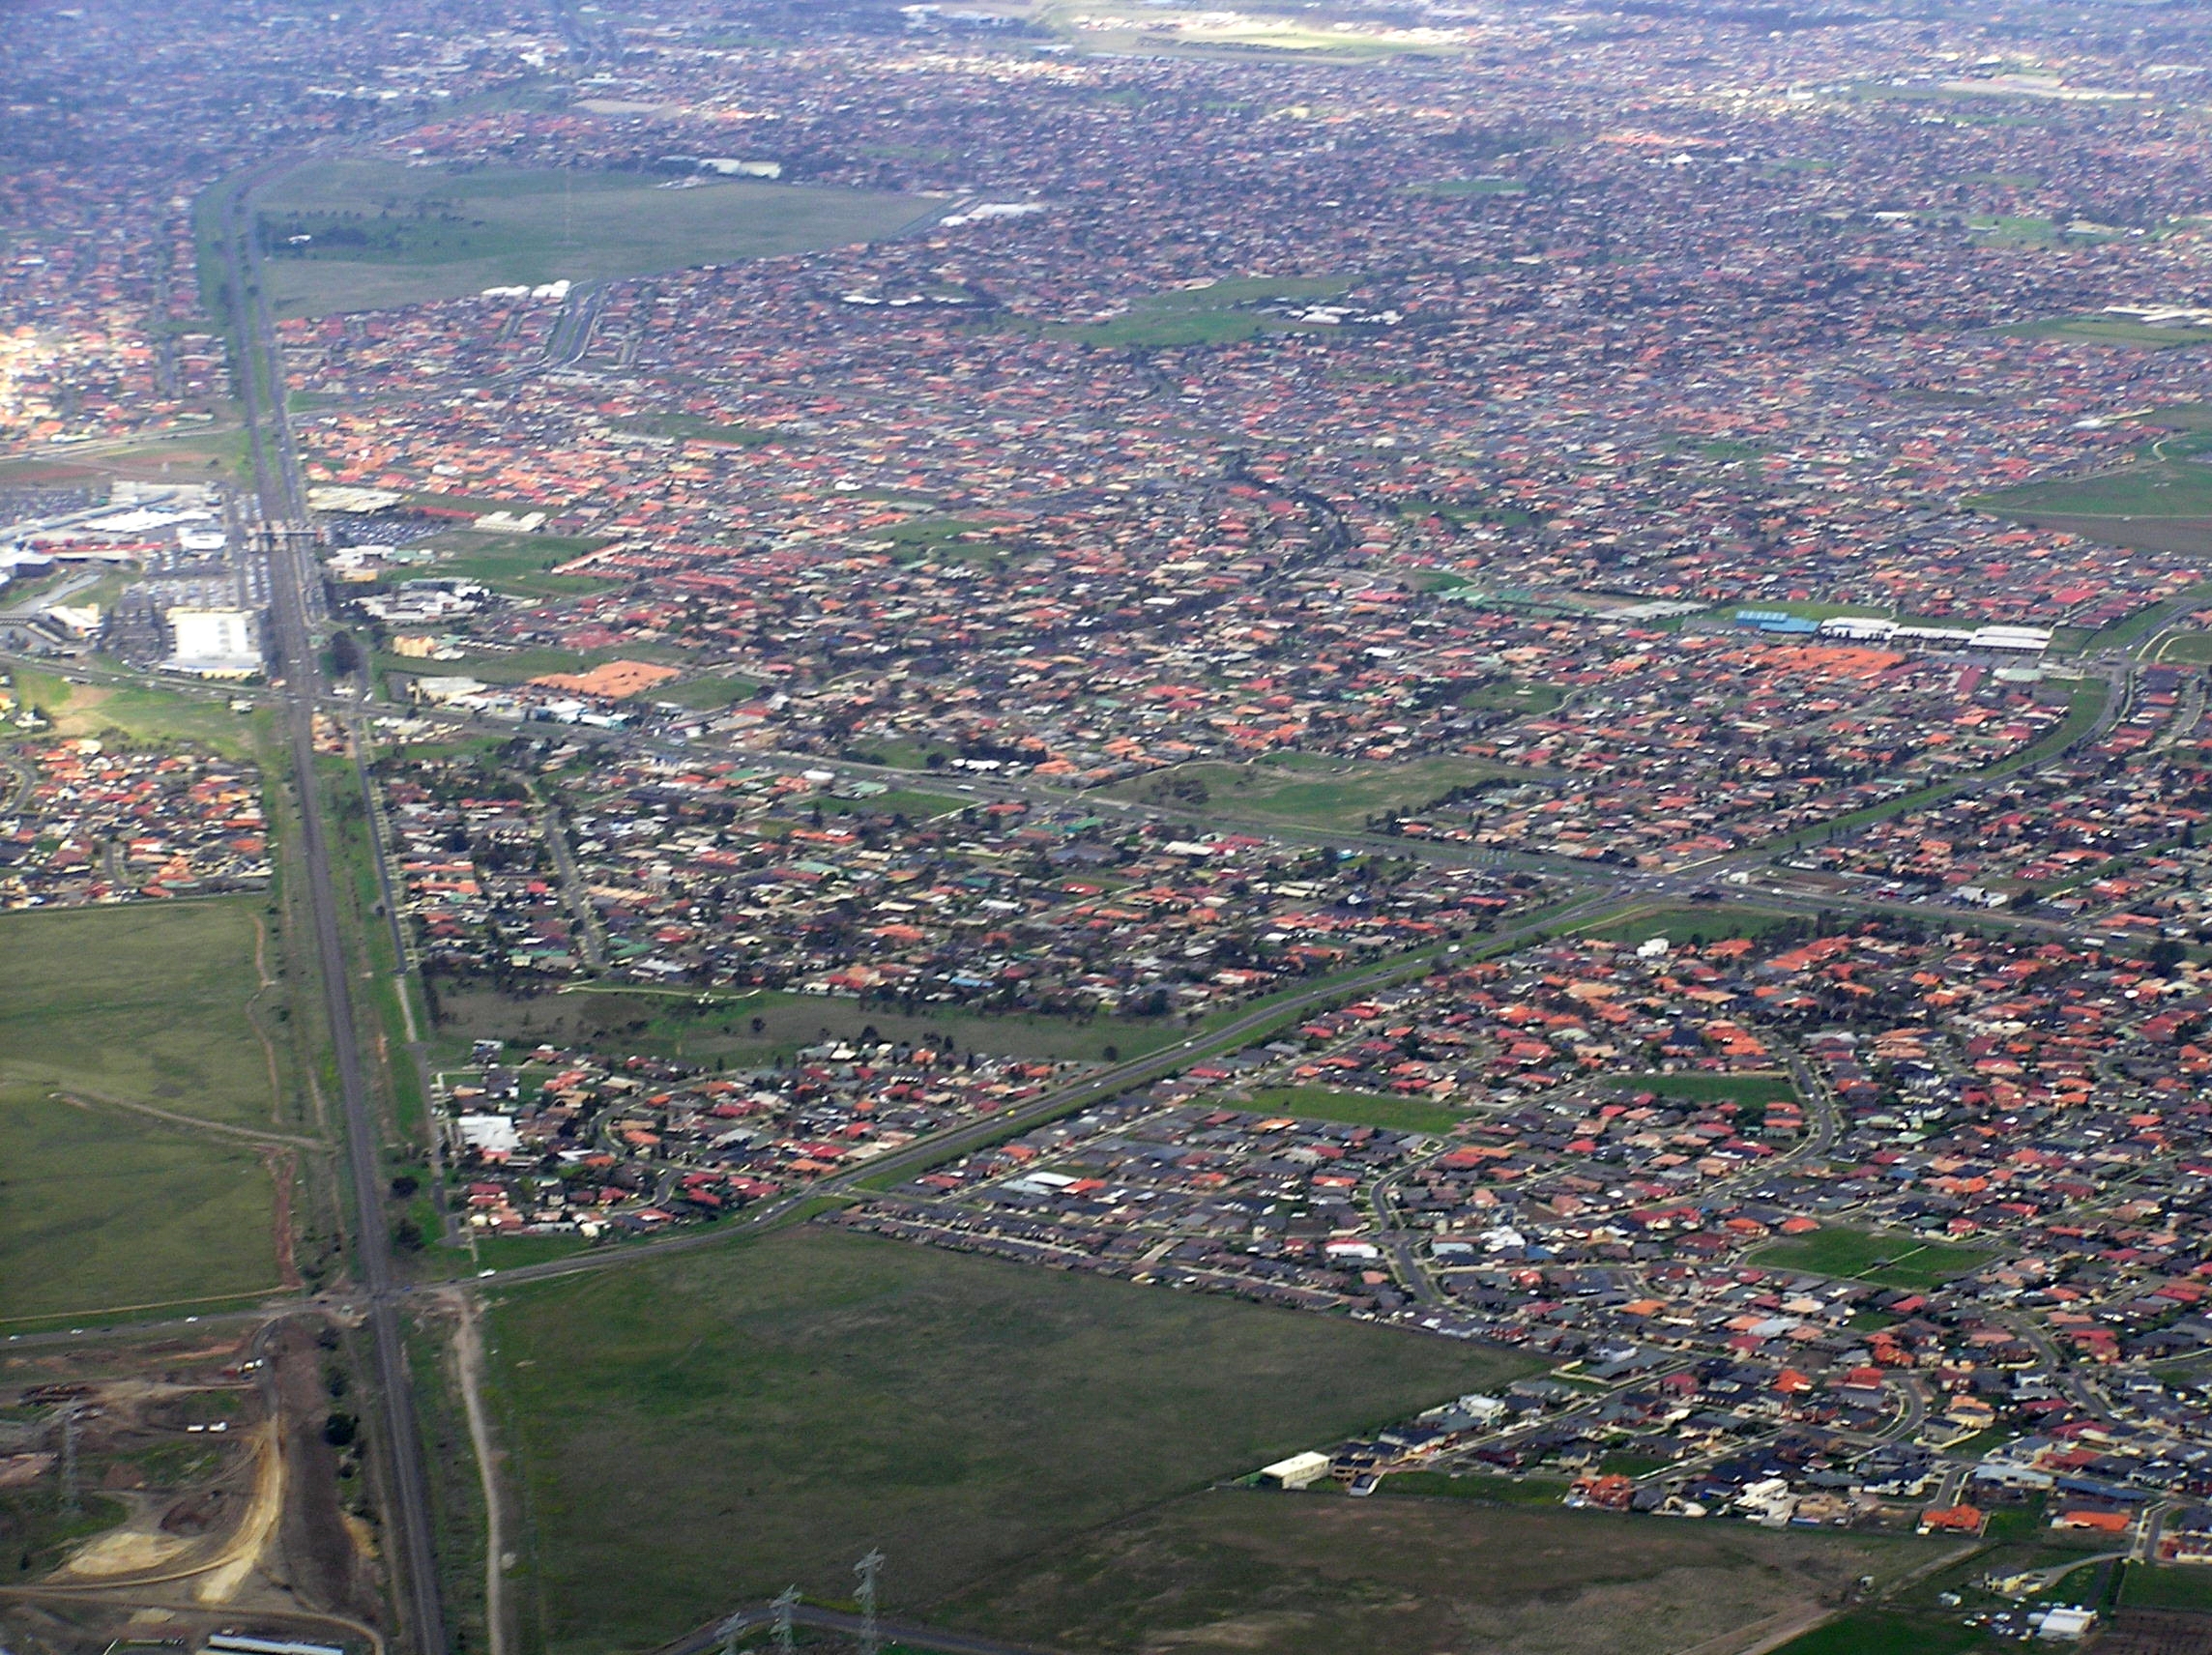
left=715, top=1610, right=748, bottom=1655
left=771, top=1585, right=800, bottom=1655
left=853, top=1550, right=884, bottom=1655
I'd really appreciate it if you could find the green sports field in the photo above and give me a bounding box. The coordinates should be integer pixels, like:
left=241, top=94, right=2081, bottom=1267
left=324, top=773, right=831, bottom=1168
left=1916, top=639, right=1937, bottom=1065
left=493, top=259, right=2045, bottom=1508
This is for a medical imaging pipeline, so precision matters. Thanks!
left=484, top=1225, right=1534, bottom=1654
left=1241, top=1086, right=1465, bottom=1135
left=1753, top=1226, right=1993, bottom=1291
left=250, top=160, right=935, bottom=317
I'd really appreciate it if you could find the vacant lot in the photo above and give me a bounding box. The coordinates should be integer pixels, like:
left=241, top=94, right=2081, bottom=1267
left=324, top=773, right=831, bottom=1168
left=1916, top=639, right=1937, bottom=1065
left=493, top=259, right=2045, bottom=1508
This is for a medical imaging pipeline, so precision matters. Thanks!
left=0, top=899, right=282, bottom=1129
left=936, top=1488, right=1954, bottom=1655
left=437, top=982, right=1186, bottom=1064
left=485, top=1226, right=1532, bottom=1654
left=11, top=670, right=257, bottom=759
left=0, top=1084, right=280, bottom=1323
left=1109, top=754, right=1521, bottom=831
left=251, top=160, right=933, bottom=316
left=1754, top=1226, right=1993, bottom=1291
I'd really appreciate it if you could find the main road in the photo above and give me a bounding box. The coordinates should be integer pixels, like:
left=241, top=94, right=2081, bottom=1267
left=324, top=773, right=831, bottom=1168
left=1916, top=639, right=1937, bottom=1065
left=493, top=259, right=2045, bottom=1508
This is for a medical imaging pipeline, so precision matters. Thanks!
left=217, top=170, right=450, bottom=1655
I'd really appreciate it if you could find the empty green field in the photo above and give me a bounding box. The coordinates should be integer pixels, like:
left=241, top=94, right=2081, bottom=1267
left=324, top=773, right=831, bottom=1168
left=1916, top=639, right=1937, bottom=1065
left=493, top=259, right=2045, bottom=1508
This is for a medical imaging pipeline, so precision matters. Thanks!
left=1753, top=1227, right=1993, bottom=1291
left=1109, top=754, right=1521, bottom=831
left=936, top=1487, right=1953, bottom=1655
left=1596, top=1071, right=1798, bottom=1106
left=2157, top=632, right=2212, bottom=663
left=0, top=899, right=283, bottom=1129
left=417, top=532, right=616, bottom=599
left=1064, top=274, right=1355, bottom=348
left=2005, top=316, right=2212, bottom=349
left=436, top=982, right=1187, bottom=1065
left=1973, top=461, right=2212, bottom=518
left=1580, top=905, right=1797, bottom=948
left=485, top=1225, right=1533, bottom=1654
left=11, top=670, right=258, bottom=759
left=1408, top=176, right=1526, bottom=196
left=1458, top=679, right=1564, bottom=715
left=0, top=1084, right=280, bottom=1324
left=1767, top=1612, right=1994, bottom=1655
left=249, top=160, right=935, bottom=317
left=1241, top=1086, right=1463, bottom=1135
left=649, top=673, right=765, bottom=711
left=2120, top=1561, right=2212, bottom=1611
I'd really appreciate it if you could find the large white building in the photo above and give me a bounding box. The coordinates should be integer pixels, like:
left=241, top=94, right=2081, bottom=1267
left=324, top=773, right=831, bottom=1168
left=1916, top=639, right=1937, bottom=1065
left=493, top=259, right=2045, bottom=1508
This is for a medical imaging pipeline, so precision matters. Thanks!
left=165, top=606, right=263, bottom=679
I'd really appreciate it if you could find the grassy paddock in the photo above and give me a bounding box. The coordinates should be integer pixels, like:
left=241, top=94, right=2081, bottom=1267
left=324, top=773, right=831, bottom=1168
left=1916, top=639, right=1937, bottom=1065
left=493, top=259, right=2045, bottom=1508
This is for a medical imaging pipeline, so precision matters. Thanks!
left=0, top=898, right=283, bottom=1128
left=486, top=1225, right=1533, bottom=1654
left=0, top=1084, right=280, bottom=1323
left=1108, top=754, right=1525, bottom=831
left=937, top=1487, right=1955, bottom=1655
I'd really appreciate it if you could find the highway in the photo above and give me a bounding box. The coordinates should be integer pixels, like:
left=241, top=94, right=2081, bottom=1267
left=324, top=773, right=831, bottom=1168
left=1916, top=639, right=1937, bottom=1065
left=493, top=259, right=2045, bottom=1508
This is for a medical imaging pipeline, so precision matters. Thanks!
left=216, top=167, right=451, bottom=1655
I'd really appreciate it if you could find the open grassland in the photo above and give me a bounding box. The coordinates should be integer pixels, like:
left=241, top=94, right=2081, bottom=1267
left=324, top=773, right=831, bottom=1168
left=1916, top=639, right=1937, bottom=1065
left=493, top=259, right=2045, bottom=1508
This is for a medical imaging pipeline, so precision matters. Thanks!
left=2005, top=316, right=2212, bottom=349
left=0, top=899, right=282, bottom=1129
left=1061, top=275, right=1355, bottom=348
left=251, top=160, right=934, bottom=317
left=486, top=1225, right=1533, bottom=1654
left=0, top=1083, right=279, bottom=1324
left=1973, top=462, right=2212, bottom=519
left=1753, top=1226, right=1994, bottom=1291
left=417, top=531, right=616, bottom=598
left=1579, top=904, right=1796, bottom=948
left=435, top=981, right=1190, bottom=1064
left=11, top=669, right=257, bottom=759
left=2120, top=1563, right=2212, bottom=1611
left=1109, top=753, right=1520, bottom=830
left=935, top=1489, right=1956, bottom=1655
left=1240, top=1086, right=1465, bottom=1135
left=1767, top=1611, right=1994, bottom=1655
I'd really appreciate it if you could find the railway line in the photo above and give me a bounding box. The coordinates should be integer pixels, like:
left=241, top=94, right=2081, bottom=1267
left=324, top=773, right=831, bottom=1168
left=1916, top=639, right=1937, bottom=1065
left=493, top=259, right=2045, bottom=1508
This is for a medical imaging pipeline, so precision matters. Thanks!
left=215, top=170, right=450, bottom=1655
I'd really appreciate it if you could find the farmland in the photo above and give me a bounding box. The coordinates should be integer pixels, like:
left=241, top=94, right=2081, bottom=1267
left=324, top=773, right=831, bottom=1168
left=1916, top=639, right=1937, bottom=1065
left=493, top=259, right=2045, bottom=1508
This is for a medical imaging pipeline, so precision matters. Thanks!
left=483, top=1225, right=1532, bottom=1654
